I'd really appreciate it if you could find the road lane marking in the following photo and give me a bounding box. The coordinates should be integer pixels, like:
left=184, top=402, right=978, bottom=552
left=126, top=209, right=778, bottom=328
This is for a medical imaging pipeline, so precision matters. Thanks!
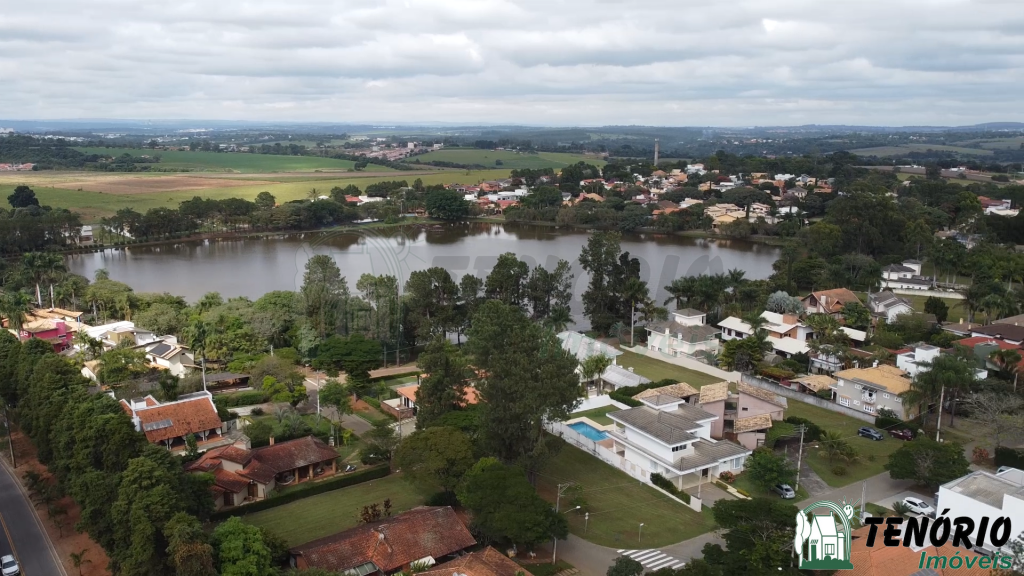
left=0, top=510, right=23, bottom=575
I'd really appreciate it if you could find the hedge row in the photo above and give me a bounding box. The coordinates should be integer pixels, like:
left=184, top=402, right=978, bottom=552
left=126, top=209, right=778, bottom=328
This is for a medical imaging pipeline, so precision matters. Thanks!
left=995, top=447, right=1024, bottom=469
left=369, top=370, right=420, bottom=383
left=209, top=464, right=390, bottom=521
left=650, top=472, right=691, bottom=504
left=214, top=390, right=270, bottom=408
left=610, top=378, right=679, bottom=407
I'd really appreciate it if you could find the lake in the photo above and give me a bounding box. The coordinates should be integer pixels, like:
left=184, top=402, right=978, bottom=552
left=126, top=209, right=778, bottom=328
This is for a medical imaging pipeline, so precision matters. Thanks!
left=66, top=223, right=780, bottom=310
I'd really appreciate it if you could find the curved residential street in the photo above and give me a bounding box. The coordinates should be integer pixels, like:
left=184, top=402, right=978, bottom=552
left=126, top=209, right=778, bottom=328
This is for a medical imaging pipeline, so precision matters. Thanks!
left=0, top=458, right=67, bottom=576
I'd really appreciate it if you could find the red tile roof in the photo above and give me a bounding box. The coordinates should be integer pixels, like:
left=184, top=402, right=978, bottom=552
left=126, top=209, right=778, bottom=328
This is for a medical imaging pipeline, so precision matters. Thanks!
left=291, top=506, right=476, bottom=573
left=956, top=336, right=1020, bottom=351
left=243, top=436, right=338, bottom=484
left=805, top=288, right=862, bottom=313
left=419, top=547, right=533, bottom=576
left=213, top=468, right=251, bottom=493
left=133, top=396, right=223, bottom=444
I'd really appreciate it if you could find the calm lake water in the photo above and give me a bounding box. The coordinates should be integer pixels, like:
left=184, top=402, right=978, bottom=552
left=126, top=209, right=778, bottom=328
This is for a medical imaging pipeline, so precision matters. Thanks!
left=67, top=223, right=780, bottom=311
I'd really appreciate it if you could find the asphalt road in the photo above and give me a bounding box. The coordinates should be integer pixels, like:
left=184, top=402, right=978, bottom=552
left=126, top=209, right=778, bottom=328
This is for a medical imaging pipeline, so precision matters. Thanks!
left=0, top=458, right=66, bottom=576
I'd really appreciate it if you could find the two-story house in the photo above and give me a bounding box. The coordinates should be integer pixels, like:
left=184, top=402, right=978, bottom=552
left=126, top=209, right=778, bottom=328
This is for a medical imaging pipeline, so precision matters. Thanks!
left=881, top=260, right=931, bottom=290
left=645, top=308, right=721, bottom=359
left=140, top=339, right=196, bottom=377
left=867, top=291, right=914, bottom=323
left=896, top=343, right=988, bottom=380
left=801, top=288, right=862, bottom=318
left=119, top=391, right=225, bottom=452
left=936, top=469, right=1024, bottom=555
left=832, top=365, right=913, bottom=419
left=697, top=381, right=786, bottom=450
left=606, top=389, right=750, bottom=491
left=719, top=311, right=813, bottom=359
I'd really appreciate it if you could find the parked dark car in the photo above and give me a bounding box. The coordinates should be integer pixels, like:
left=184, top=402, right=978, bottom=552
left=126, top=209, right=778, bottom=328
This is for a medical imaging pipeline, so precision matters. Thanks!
left=888, top=428, right=914, bottom=440
left=858, top=427, right=884, bottom=441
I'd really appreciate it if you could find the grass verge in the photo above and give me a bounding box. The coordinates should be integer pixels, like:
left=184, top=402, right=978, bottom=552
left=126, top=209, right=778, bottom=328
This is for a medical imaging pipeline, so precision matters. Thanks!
left=615, top=350, right=723, bottom=388
left=570, top=406, right=618, bottom=426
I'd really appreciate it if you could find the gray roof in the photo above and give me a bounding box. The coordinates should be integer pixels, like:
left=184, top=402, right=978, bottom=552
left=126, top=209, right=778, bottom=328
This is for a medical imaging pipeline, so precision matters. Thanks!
left=868, top=291, right=912, bottom=311
left=641, top=394, right=685, bottom=407
left=972, top=323, right=1024, bottom=341
left=608, top=404, right=715, bottom=445
left=882, top=264, right=916, bottom=273
left=646, top=321, right=720, bottom=343
left=607, top=432, right=750, bottom=474
left=941, top=470, right=1024, bottom=508
left=600, top=365, right=651, bottom=389
left=557, top=331, right=623, bottom=362
left=675, top=308, right=704, bottom=318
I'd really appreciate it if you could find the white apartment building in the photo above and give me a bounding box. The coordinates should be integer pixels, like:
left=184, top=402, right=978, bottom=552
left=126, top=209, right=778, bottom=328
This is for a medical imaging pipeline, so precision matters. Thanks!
left=937, top=469, right=1024, bottom=555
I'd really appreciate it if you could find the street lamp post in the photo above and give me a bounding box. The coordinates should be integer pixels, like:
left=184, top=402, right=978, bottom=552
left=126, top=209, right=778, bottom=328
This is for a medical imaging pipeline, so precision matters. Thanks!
left=639, top=523, right=645, bottom=544
left=551, top=502, right=580, bottom=564
left=584, top=512, right=589, bottom=534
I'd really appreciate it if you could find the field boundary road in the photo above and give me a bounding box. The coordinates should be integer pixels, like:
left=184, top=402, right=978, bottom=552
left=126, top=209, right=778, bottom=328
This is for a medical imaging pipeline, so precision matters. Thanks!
left=0, top=457, right=67, bottom=576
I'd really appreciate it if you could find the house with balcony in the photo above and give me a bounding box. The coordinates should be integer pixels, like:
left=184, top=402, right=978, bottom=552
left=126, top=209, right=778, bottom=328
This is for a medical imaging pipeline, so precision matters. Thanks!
left=606, top=388, right=750, bottom=490
left=832, top=365, right=913, bottom=419
left=697, top=381, right=786, bottom=450
left=719, top=311, right=812, bottom=359
left=139, top=339, right=196, bottom=377
left=119, top=391, right=225, bottom=452
left=801, top=288, right=862, bottom=318
left=645, top=308, right=721, bottom=359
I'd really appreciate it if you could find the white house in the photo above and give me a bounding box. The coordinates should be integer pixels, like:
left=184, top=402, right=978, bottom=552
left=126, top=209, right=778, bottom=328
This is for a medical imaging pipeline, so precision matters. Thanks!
left=718, top=311, right=813, bottom=358
left=881, top=260, right=931, bottom=290
left=867, top=292, right=914, bottom=323
left=937, top=469, right=1024, bottom=555
left=896, top=343, right=987, bottom=380
left=557, top=331, right=622, bottom=365
left=606, top=395, right=750, bottom=490
left=140, top=339, right=196, bottom=377
left=646, top=308, right=721, bottom=359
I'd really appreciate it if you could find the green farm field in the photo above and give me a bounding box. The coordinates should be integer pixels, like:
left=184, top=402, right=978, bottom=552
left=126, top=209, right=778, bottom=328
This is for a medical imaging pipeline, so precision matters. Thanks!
left=849, top=144, right=993, bottom=157
left=0, top=169, right=511, bottom=222
left=74, top=147, right=393, bottom=173
left=413, top=148, right=606, bottom=170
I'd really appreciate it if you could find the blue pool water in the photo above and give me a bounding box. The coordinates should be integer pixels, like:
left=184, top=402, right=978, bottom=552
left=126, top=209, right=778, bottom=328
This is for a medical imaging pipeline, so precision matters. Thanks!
left=568, top=421, right=609, bottom=441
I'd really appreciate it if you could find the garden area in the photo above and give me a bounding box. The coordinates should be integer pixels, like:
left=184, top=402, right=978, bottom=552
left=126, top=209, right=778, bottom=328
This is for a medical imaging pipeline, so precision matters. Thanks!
left=615, top=350, right=722, bottom=388
left=243, top=474, right=435, bottom=546
left=536, top=444, right=716, bottom=548
left=570, top=405, right=618, bottom=425
left=729, top=472, right=809, bottom=501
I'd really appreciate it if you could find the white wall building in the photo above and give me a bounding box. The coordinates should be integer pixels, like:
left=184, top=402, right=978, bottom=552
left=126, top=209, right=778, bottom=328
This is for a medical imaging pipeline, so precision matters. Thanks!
left=881, top=260, right=931, bottom=290
left=646, top=308, right=721, bottom=359
left=937, top=469, right=1024, bottom=555
left=868, top=292, right=914, bottom=323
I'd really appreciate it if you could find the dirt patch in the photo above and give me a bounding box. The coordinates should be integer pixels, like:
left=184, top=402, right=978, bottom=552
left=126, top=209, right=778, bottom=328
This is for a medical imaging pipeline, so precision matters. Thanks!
left=4, top=431, right=111, bottom=576
left=59, top=175, right=279, bottom=195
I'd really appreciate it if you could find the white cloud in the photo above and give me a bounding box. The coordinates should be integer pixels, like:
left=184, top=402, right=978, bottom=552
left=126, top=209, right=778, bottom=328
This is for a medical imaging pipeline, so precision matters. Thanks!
left=0, top=0, right=1022, bottom=125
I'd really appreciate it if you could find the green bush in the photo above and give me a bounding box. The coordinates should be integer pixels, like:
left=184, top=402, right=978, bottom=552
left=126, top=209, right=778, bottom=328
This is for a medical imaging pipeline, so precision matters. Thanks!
left=764, top=421, right=795, bottom=449
left=784, top=417, right=823, bottom=442
left=274, top=347, right=300, bottom=364
left=209, top=465, right=390, bottom=521
left=735, top=488, right=750, bottom=497
left=995, top=446, right=1024, bottom=469
left=832, top=465, right=847, bottom=476
left=215, top=390, right=270, bottom=408
left=610, top=379, right=678, bottom=408
left=758, top=366, right=796, bottom=381
left=650, top=473, right=691, bottom=504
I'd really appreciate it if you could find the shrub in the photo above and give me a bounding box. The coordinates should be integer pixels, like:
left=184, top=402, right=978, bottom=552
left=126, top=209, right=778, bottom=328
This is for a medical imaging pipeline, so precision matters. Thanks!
left=764, top=421, right=796, bottom=449
left=735, top=488, right=750, bottom=497
left=610, top=379, right=678, bottom=408
left=994, top=446, right=1024, bottom=469
left=832, top=465, right=847, bottom=476
left=718, top=471, right=735, bottom=484
left=215, top=390, right=270, bottom=408
left=250, top=407, right=264, bottom=416
left=650, top=473, right=691, bottom=504
left=867, top=454, right=876, bottom=462
left=784, top=417, right=823, bottom=442
left=815, top=388, right=833, bottom=400
left=973, top=446, right=991, bottom=464
left=758, top=366, right=797, bottom=381
left=425, top=491, right=459, bottom=507
left=209, top=465, right=390, bottom=521
left=714, top=481, right=730, bottom=491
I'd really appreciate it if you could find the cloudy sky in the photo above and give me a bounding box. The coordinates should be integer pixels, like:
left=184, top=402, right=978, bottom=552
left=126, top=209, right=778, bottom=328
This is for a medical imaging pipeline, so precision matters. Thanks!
left=2, top=0, right=1022, bottom=126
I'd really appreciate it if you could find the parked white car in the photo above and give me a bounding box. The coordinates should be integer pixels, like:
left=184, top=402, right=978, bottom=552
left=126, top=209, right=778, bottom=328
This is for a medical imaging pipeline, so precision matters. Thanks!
left=902, top=497, right=935, bottom=517
left=1, top=554, right=19, bottom=576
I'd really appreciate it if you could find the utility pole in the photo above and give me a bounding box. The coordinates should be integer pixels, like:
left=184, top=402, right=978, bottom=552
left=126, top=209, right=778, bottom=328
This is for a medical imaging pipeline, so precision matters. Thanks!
left=639, top=522, right=645, bottom=544
left=935, top=384, right=945, bottom=442
left=860, top=481, right=868, bottom=525
left=795, top=425, right=806, bottom=492
left=552, top=482, right=575, bottom=564
left=201, top=357, right=207, bottom=392
left=3, top=405, right=15, bottom=468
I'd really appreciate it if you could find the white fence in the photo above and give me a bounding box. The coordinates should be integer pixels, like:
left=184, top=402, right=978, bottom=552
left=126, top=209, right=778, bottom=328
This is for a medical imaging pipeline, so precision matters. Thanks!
left=740, top=374, right=875, bottom=423
left=575, top=395, right=630, bottom=413
left=545, top=421, right=621, bottom=468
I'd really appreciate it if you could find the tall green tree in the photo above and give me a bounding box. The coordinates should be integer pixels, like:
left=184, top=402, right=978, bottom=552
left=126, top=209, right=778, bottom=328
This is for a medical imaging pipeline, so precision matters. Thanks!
left=579, top=232, right=623, bottom=334
left=212, top=517, right=276, bottom=576
left=301, top=255, right=349, bottom=338
left=394, top=427, right=475, bottom=494
left=700, top=498, right=800, bottom=575
left=744, top=448, right=796, bottom=491
left=164, top=512, right=217, bottom=576
left=525, top=259, right=574, bottom=320
left=415, top=337, right=472, bottom=429
left=484, top=253, right=530, bottom=309
left=424, top=189, right=469, bottom=220
left=466, top=301, right=580, bottom=473
left=404, top=267, right=459, bottom=341
left=885, top=438, right=970, bottom=489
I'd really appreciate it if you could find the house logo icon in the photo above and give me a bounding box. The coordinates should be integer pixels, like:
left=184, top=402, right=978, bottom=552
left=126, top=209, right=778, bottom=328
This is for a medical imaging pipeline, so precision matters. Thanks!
left=795, top=500, right=855, bottom=570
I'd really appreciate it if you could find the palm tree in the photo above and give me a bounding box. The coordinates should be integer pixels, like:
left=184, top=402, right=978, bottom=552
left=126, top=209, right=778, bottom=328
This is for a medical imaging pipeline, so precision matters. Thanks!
left=960, top=284, right=989, bottom=323
left=21, top=252, right=67, bottom=307
left=579, top=354, right=613, bottom=394
left=73, top=332, right=104, bottom=361
left=621, top=277, right=649, bottom=347
left=991, top=349, right=1023, bottom=391
left=545, top=305, right=573, bottom=333
left=0, top=291, right=32, bottom=337
left=69, top=549, right=90, bottom=576
left=663, top=276, right=697, bottom=308
left=818, top=430, right=856, bottom=464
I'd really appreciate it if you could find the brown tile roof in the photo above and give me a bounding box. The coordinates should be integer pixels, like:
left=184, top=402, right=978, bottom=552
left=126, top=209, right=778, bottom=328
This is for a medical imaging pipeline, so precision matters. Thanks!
left=219, top=445, right=254, bottom=465
left=135, top=396, right=222, bottom=444
left=291, top=506, right=476, bottom=573
left=212, top=468, right=250, bottom=493
left=790, top=375, right=837, bottom=392
left=836, top=365, right=911, bottom=394
left=847, top=525, right=990, bottom=576
left=806, top=288, right=862, bottom=313
left=698, top=381, right=730, bottom=404
left=733, top=413, right=773, bottom=434
left=632, top=382, right=699, bottom=401
left=736, top=381, right=786, bottom=408
left=419, top=547, right=533, bottom=576
left=241, top=436, right=338, bottom=484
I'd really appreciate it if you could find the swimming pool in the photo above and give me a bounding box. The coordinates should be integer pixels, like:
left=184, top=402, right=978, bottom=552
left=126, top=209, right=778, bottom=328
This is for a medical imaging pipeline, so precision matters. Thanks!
left=568, top=421, right=609, bottom=441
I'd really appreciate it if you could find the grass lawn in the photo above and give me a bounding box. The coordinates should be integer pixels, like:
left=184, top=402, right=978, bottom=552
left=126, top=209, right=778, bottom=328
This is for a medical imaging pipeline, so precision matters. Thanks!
left=616, top=350, right=723, bottom=388
left=537, top=444, right=716, bottom=548
left=852, top=291, right=971, bottom=322
left=850, top=144, right=993, bottom=157
left=784, top=402, right=901, bottom=487
left=517, top=560, right=574, bottom=576
left=413, top=148, right=606, bottom=170
left=570, top=405, right=617, bottom=426
left=731, top=473, right=809, bottom=501
left=243, top=474, right=435, bottom=546
left=73, top=147, right=395, bottom=173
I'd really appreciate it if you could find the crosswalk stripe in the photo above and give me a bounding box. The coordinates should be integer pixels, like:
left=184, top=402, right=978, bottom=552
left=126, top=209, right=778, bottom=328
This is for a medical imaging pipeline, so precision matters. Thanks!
left=648, top=557, right=678, bottom=569
left=638, top=553, right=666, bottom=564
left=632, top=551, right=661, bottom=561
left=670, top=562, right=687, bottom=569
left=617, top=549, right=627, bottom=554
left=623, top=550, right=650, bottom=558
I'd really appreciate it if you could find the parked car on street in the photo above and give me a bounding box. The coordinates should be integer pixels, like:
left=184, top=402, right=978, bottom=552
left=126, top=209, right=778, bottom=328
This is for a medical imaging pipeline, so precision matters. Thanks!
left=1, top=554, right=19, bottom=576
left=902, top=496, right=935, bottom=517
left=773, top=483, right=796, bottom=499
left=888, top=428, right=914, bottom=440
left=858, top=427, right=884, bottom=441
